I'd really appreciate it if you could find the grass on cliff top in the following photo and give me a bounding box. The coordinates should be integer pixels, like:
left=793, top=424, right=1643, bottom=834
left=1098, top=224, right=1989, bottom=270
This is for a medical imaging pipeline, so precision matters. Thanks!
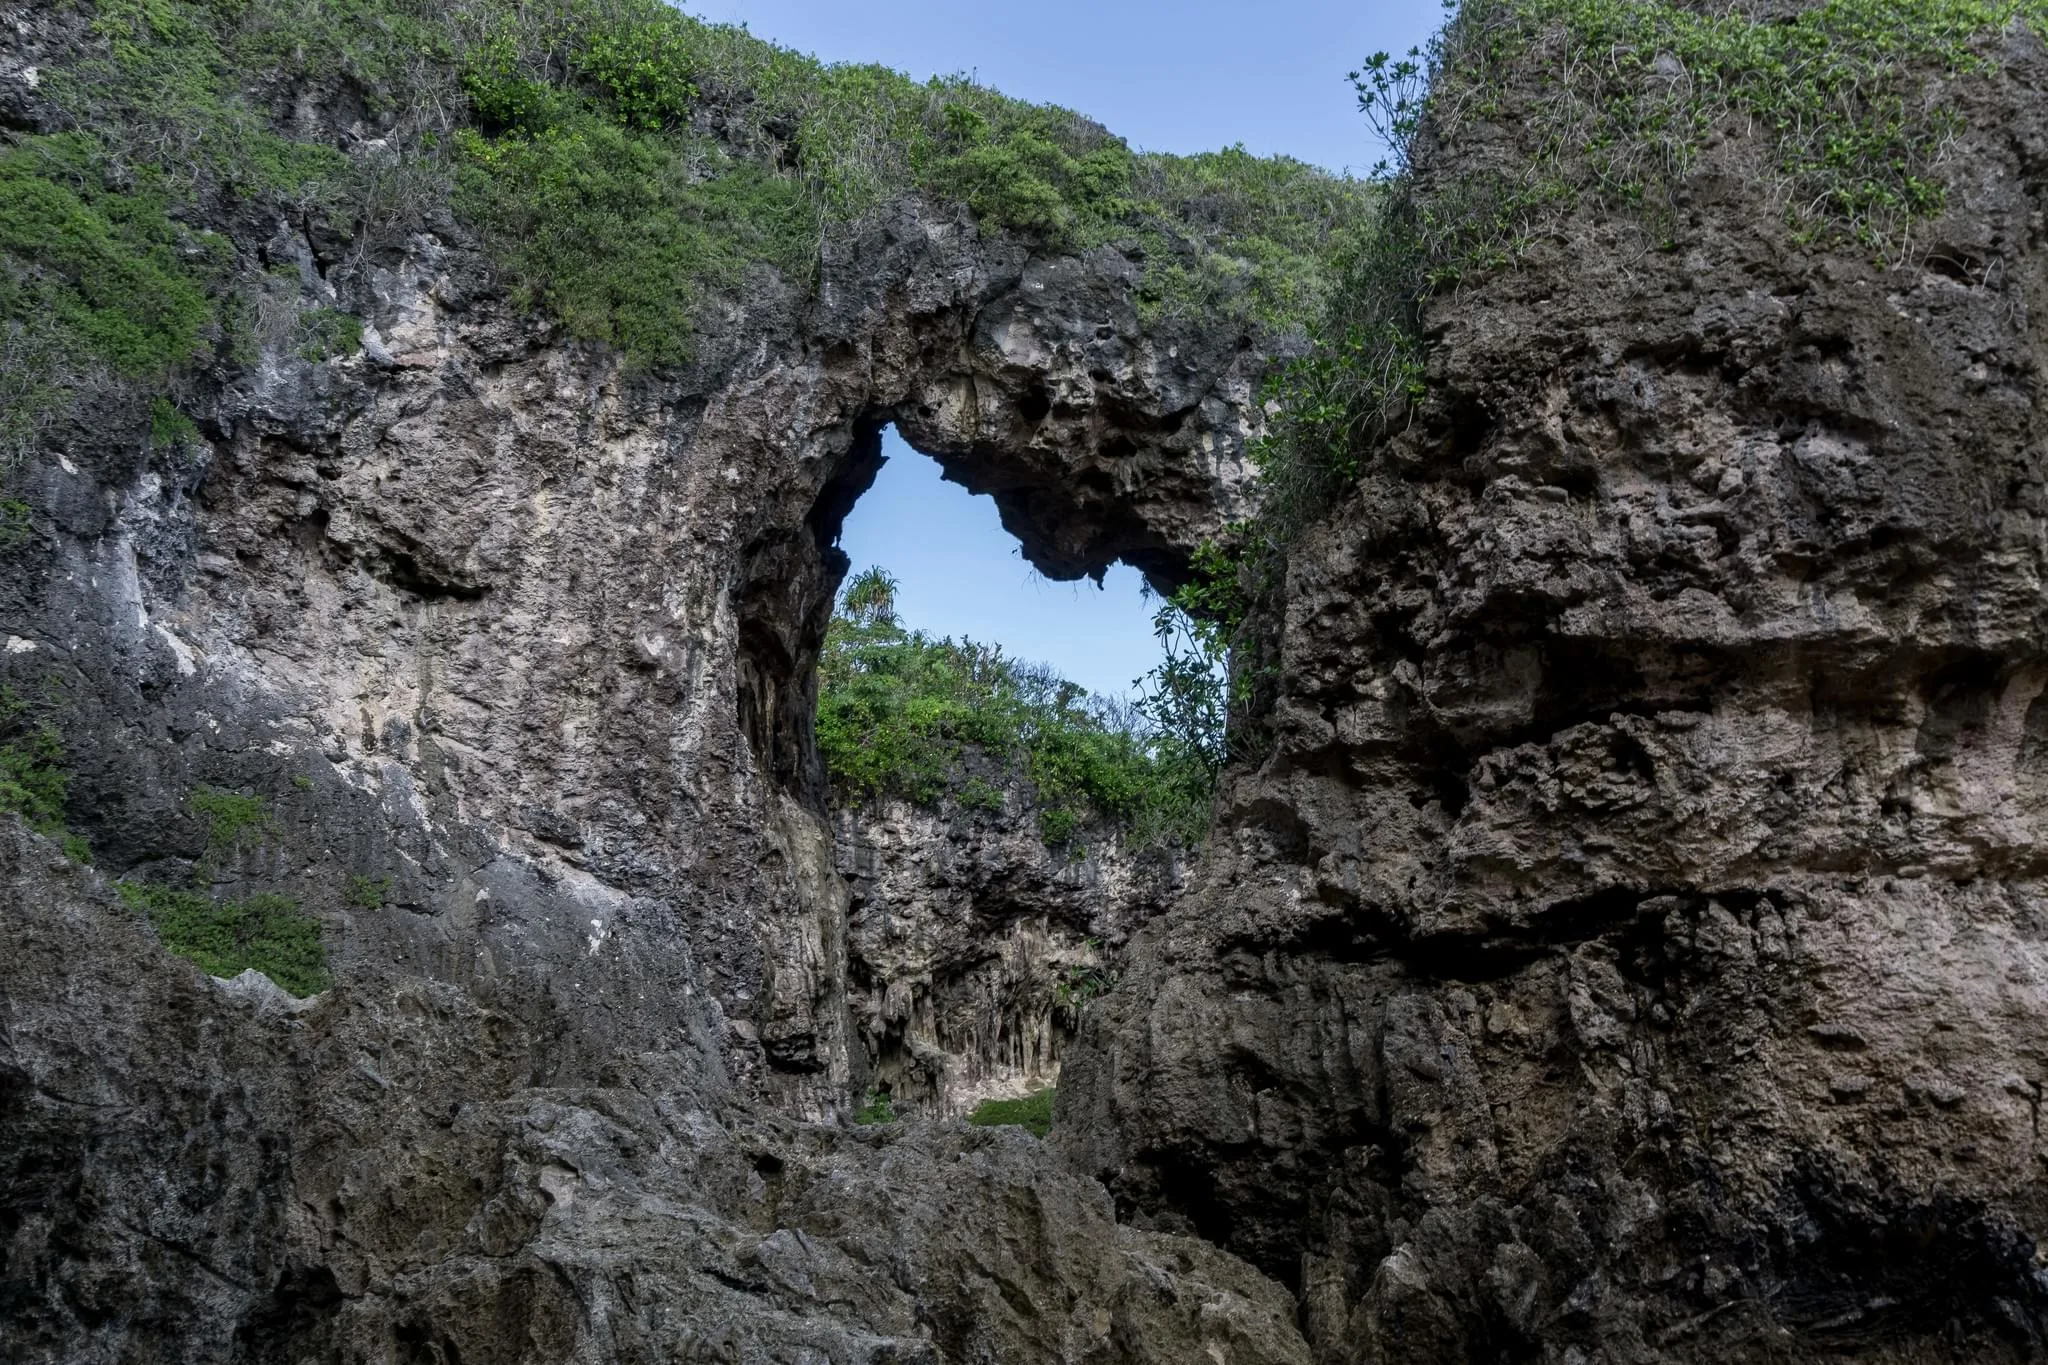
left=1486, top=0, right=2048, bottom=248
left=1239, top=0, right=2048, bottom=548
left=1162, top=0, right=2048, bottom=757
left=818, top=569, right=1213, bottom=850
left=449, top=1, right=1372, bottom=349
left=0, top=0, right=1372, bottom=450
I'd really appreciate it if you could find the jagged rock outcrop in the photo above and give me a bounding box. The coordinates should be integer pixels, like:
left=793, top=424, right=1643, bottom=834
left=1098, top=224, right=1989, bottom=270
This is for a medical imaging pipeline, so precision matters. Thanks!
left=1059, top=20, right=2048, bottom=1364
left=0, top=1, right=1300, bottom=1348
left=11, top=0, right=2048, bottom=1359
left=836, top=786, right=1185, bottom=1116
left=0, top=822, right=1311, bottom=1363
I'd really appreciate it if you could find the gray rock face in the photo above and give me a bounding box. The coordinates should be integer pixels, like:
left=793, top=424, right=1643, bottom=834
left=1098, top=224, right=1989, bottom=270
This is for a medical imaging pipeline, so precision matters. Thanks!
left=1058, top=27, right=2048, bottom=1365
left=0, top=824, right=1309, bottom=1364
left=836, top=791, right=1185, bottom=1116
left=0, top=26, right=1290, bottom=1344
left=8, top=191, right=1268, bottom=1101
left=10, top=4, right=2048, bottom=1361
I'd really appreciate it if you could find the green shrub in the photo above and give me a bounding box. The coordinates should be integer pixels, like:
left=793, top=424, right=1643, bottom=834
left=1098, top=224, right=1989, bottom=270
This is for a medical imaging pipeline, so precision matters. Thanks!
left=0, top=686, right=90, bottom=862
left=345, top=873, right=392, bottom=909
left=117, top=880, right=330, bottom=996
left=575, top=14, right=700, bottom=131
left=957, top=777, right=1005, bottom=813
left=147, top=397, right=199, bottom=448
left=0, top=498, right=29, bottom=549
left=296, top=309, right=363, bottom=362
left=1130, top=147, right=1379, bottom=329
left=189, top=786, right=273, bottom=854
left=1052, top=952, right=1116, bottom=1018
left=853, top=1088, right=898, bottom=1124
left=817, top=568, right=1211, bottom=849
left=463, top=42, right=565, bottom=138
left=968, top=1088, right=1055, bottom=1137
left=0, top=136, right=222, bottom=381
left=58, top=0, right=348, bottom=196
left=0, top=719, right=65, bottom=832
left=452, top=119, right=814, bottom=367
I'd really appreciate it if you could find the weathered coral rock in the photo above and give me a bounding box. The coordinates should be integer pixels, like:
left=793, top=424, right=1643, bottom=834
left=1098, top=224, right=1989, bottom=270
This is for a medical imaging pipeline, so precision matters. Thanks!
left=836, top=790, right=1184, bottom=1115
left=0, top=52, right=1287, bottom=1349
left=1059, top=24, right=2048, bottom=1364
left=10, top=2, right=2048, bottom=1360
left=0, top=824, right=1309, bottom=1363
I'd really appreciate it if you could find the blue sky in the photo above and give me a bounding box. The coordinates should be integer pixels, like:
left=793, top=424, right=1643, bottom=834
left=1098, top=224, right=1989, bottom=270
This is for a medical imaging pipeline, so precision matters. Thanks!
left=684, top=0, right=1445, bottom=699
left=837, top=450, right=1171, bottom=700
left=683, top=0, right=1445, bottom=175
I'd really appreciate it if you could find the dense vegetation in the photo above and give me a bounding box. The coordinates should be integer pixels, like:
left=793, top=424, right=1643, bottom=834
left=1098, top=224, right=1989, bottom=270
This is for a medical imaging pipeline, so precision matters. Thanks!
left=817, top=569, right=1216, bottom=848
left=449, top=8, right=1370, bottom=360
left=0, top=0, right=1371, bottom=467
left=115, top=881, right=331, bottom=996
left=967, top=1089, right=1056, bottom=1138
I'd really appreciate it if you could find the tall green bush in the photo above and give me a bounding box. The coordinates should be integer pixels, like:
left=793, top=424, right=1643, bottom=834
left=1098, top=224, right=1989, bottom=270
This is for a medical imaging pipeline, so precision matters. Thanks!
left=817, top=568, right=1211, bottom=849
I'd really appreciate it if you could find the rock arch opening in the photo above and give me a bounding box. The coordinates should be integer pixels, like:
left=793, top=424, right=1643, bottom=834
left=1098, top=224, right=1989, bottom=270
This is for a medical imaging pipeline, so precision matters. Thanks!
left=715, top=242, right=1274, bottom=1101
left=838, top=425, right=1167, bottom=703
left=735, top=370, right=1244, bottom=816
left=730, top=346, right=1245, bottom=1105
left=810, top=417, right=1198, bottom=1117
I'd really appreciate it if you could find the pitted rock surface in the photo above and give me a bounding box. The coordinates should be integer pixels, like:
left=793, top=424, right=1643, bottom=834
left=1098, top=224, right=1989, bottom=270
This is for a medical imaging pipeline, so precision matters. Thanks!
left=0, top=17, right=1289, bottom=1345
left=9, top=3, right=2048, bottom=1362
left=835, top=790, right=1186, bottom=1116
left=0, top=825, right=1308, bottom=1363
left=1058, top=23, right=2048, bottom=1365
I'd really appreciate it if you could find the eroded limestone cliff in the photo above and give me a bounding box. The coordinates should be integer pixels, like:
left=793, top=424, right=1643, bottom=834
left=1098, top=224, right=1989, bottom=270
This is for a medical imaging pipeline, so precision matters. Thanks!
left=1059, top=16, right=2048, bottom=1364
left=0, top=0, right=1309, bottom=1348
left=5, top=0, right=2048, bottom=1362
left=0, top=185, right=1302, bottom=1355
